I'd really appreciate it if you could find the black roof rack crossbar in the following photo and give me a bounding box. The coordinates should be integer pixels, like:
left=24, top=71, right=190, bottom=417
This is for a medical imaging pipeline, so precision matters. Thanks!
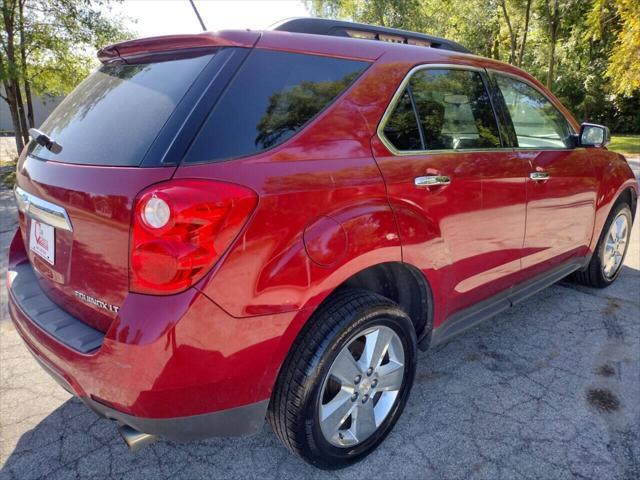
left=272, top=18, right=471, bottom=54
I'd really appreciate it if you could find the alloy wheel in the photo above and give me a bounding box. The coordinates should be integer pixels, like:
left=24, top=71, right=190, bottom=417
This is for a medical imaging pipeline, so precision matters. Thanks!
left=602, top=213, right=629, bottom=279
left=318, top=325, right=405, bottom=447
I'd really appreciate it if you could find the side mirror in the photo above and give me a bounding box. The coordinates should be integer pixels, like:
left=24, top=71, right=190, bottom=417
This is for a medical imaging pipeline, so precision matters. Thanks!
left=579, top=123, right=610, bottom=148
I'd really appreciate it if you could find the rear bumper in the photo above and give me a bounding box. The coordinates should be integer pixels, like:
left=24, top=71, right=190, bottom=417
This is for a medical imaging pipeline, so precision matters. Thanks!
left=22, top=341, right=267, bottom=440
left=6, top=229, right=297, bottom=440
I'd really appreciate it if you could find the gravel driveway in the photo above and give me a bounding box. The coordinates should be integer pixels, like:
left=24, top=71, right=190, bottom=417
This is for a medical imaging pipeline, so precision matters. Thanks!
left=1, top=168, right=638, bottom=479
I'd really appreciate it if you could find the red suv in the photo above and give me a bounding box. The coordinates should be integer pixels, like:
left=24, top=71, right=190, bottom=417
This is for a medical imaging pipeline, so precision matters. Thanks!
left=7, top=18, right=637, bottom=469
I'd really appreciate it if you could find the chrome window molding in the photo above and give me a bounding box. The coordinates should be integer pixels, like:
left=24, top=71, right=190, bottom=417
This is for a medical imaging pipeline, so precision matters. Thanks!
left=377, top=64, right=491, bottom=156
left=377, top=63, right=577, bottom=156
left=14, top=186, right=73, bottom=231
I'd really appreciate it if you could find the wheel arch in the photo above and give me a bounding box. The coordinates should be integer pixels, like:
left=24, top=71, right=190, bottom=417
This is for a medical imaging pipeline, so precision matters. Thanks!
left=590, top=179, right=638, bottom=254
left=332, top=262, right=433, bottom=343
left=617, top=185, right=637, bottom=220
left=260, top=261, right=434, bottom=401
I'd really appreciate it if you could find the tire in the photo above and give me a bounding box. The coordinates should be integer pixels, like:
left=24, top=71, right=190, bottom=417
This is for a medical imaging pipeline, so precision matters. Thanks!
left=574, top=202, right=633, bottom=288
left=267, top=289, right=417, bottom=469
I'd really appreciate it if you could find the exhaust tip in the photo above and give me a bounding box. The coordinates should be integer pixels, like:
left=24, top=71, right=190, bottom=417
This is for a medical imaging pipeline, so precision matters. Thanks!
left=118, top=424, right=158, bottom=452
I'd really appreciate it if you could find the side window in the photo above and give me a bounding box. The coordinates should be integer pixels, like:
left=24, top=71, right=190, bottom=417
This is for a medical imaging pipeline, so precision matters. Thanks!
left=495, top=75, right=573, bottom=149
left=410, top=69, right=501, bottom=150
left=185, top=50, right=368, bottom=163
left=382, top=68, right=501, bottom=151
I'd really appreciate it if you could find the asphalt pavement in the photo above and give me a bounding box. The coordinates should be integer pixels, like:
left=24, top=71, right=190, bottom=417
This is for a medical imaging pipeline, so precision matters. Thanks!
left=0, top=168, right=639, bottom=480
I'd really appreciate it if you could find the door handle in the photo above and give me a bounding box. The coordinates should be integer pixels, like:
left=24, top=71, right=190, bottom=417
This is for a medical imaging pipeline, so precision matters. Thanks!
left=529, top=171, right=550, bottom=181
left=414, top=175, right=451, bottom=187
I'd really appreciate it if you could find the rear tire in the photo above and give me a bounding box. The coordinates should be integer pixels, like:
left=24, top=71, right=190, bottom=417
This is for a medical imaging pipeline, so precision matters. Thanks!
left=267, top=289, right=417, bottom=469
left=574, top=202, right=632, bottom=288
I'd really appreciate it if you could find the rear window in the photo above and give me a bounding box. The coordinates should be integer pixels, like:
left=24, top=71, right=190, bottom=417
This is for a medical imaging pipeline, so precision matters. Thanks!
left=31, top=53, right=214, bottom=166
left=184, top=50, right=368, bottom=163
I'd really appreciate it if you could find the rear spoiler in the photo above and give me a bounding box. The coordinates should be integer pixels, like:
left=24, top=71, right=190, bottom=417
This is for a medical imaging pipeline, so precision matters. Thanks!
left=97, top=30, right=260, bottom=64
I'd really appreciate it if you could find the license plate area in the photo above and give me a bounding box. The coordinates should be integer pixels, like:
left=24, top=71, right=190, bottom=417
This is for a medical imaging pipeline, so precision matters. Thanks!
left=29, top=220, right=55, bottom=265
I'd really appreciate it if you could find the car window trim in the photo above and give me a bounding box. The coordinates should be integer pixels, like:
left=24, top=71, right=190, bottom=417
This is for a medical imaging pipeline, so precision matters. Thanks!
left=487, top=68, right=577, bottom=151
left=377, top=64, right=506, bottom=156
left=405, top=85, right=426, bottom=150
left=483, top=68, right=519, bottom=148
left=478, top=69, right=506, bottom=148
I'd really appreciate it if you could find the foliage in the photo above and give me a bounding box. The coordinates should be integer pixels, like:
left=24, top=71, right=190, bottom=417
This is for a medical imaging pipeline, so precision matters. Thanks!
left=0, top=0, right=130, bottom=152
left=588, top=0, right=640, bottom=96
left=306, top=0, right=640, bottom=133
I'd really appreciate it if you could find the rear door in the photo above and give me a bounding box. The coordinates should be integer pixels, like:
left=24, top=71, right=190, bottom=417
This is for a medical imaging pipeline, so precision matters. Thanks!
left=14, top=48, right=245, bottom=332
left=371, top=66, right=528, bottom=320
left=491, top=73, right=598, bottom=277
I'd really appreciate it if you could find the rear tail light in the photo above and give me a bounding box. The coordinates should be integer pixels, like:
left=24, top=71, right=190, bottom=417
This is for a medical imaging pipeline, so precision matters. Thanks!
left=130, top=179, right=257, bottom=295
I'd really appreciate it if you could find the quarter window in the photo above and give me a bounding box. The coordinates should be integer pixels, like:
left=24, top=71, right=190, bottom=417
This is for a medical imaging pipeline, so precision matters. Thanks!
left=494, top=75, right=573, bottom=149
left=382, top=68, right=501, bottom=152
left=185, top=50, right=368, bottom=163
left=382, top=89, right=423, bottom=151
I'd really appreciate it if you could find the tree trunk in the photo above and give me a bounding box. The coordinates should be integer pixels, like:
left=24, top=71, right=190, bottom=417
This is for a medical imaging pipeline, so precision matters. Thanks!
left=2, top=80, right=26, bottom=153
left=18, top=0, right=34, bottom=128
left=517, top=0, right=533, bottom=67
left=15, top=82, right=29, bottom=147
left=2, top=0, right=29, bottom=150
left=499, top=0, right=517, bottom=64
left=22, top=79, right=34, bottom=128
left=545, top=0, right=560, bottom=90
left=547, top=32, right=557, bottom=89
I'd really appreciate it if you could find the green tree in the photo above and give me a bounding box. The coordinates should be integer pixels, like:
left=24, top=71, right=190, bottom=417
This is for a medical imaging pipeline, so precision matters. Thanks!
left=498, top=0, right=534, bottom=66
left=588, top=0, right=640, bottom=96
left=0, top=0, right=129, bottom=153
left=307, top=0, right=428, bottom=30
left=306, top=0, right=640, bottom=132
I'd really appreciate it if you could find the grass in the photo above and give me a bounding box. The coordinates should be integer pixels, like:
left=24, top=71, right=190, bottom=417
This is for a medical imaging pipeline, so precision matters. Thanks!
left=2, top=166, right=16, bottom=188
left=609, top=135, right=640, bottom=155
left=0, top=136, right=18, bottom=188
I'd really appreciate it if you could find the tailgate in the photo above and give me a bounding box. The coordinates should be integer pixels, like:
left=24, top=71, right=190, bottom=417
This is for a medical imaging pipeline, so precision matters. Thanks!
left=15, top=160, right=175, bottom=332
left=12, top=46, right=235, bottom=333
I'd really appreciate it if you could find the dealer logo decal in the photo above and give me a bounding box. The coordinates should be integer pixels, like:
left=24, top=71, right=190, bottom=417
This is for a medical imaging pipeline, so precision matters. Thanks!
left=34, top=222, right=48, bottom=250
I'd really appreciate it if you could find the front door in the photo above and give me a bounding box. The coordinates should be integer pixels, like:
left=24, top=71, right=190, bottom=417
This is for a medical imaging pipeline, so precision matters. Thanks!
left=372, top=66, right=528, bottom=324
left=491, top=73, right=598, bottom=277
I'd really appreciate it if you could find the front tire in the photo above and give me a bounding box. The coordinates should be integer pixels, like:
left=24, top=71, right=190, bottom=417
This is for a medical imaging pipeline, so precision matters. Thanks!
left=574, top=202, right=633, bottom=288
left=268, top=290, right=417, bottom=469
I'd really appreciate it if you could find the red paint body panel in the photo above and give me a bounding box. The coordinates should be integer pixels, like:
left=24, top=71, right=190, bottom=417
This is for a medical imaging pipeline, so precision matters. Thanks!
left=588, top=152, right=638, bottom=253
left=518, top=149, right=598, bottom=276
left=371, top=137, right=529, bottom=327
left=8, top=229, right=297, bottom=417
left=7, top=28, right=638, bottom=429
left=173, top=59, right=402, bottom=316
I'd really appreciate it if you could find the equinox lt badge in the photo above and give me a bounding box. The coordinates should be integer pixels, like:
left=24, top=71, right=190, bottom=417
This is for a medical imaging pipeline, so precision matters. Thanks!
left=74, top=291, right=120, bottom=313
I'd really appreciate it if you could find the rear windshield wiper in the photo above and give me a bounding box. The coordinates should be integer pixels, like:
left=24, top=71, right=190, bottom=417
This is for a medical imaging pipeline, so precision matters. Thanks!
left=29, top=128, right=62, bottom=154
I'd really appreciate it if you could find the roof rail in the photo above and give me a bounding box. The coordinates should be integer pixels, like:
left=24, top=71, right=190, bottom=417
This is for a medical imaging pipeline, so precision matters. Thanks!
left=272, top=18, right=471, bottom=54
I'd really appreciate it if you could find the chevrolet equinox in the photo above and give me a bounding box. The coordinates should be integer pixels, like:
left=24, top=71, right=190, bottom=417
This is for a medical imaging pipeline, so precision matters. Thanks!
left=7, top=18, right=638, bottom=469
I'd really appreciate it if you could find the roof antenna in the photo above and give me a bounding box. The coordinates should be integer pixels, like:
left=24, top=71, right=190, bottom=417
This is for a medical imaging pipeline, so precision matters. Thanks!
left=189, top=0, right=207, bottom=31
